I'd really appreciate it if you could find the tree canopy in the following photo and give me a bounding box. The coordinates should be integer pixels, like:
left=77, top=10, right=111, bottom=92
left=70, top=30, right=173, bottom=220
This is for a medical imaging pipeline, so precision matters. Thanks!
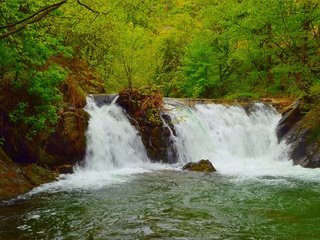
left=0, top=0, right=320, bottom=137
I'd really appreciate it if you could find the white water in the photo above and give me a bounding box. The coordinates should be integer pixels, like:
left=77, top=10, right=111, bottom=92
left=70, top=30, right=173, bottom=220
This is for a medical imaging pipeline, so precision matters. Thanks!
left=84, top=96, right=148, bottom=171
left=26, top=98, right=319, bottom=196
left=26, top=97, right=170, bottom=194
left=170, top=102, right=320, bottom=179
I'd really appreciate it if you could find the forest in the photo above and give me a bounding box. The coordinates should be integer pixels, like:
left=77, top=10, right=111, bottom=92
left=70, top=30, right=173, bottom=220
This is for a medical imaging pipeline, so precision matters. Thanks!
left=1, top=1, right=320, bottom=238
left=1, top=0, right=320, bottom=139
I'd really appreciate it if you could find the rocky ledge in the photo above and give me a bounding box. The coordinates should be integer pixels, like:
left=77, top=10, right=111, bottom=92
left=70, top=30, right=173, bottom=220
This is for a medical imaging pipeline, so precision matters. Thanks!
left=277, top=97, right=320, bottom=168
left=0, top=148, right=57, bottom=200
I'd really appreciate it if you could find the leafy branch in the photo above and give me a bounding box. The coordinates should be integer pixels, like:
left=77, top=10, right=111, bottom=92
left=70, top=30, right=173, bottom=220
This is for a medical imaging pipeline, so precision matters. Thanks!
left=0, top=0, right=109, bottom=39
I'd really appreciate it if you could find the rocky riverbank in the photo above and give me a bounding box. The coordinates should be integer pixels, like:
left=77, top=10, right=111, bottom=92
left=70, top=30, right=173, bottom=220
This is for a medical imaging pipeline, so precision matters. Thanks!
left=0, top=148, right=56, bottom=200
left=0, top=56, right=104, bottom=200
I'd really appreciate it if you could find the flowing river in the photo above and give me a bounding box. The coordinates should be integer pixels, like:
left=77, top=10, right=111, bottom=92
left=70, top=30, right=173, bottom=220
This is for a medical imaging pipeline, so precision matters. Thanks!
left=1, top=98, right=320, bottom=239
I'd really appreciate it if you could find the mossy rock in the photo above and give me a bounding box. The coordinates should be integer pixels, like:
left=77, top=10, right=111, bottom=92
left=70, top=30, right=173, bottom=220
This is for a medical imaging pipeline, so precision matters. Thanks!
left=277, top=97, right=320, bottom=168
left=182, top=159, right=217, bottom=173
left=0, top=149, right=57, bottom=200
left=118, top=89, right=178, bottom=163
left=45, top=109, right=89, bottom=166
left=23, top=164, right=57, bottom=186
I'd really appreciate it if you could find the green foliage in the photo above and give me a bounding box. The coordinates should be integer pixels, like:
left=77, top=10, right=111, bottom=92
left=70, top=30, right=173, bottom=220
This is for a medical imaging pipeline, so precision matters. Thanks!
left=1, top=0, right=69, bottom=139
left=1, top=0, right=320, bottom=143
left=225, top=92, right=261, bottom=100
left=36, top=0, right=320, bottom=100
left=9, top=65, right=66, bottom=139
left=28, top=65, right=66, bottom=105
left=0, top=137, right=5, bottom=146
left=181, top=37, right=215, bottom=97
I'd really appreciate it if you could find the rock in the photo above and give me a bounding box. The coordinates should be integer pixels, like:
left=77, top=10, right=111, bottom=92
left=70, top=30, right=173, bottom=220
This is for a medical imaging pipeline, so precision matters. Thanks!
left=243, top=103, right=276, bottom=116
left=276, top=100, right=303, bottom=140
left=182, top=159, right=217, bottom=173
left=0, top=56, right=103, bottom=200
left=0, top=148, right=57, bottom=201
left=0, top=109, right=88, bottom=168
left=117, top=89, right=178, bottom=163
left=277, top=98, right=320, bottom=168
left=45, top=109, right=89, bottom=166
left=55, top=165, right=74, bottom=174
left=0, top=158, right=33, bottom=201
left=23, top=164, right=57, bottom=186
left=0, top=125, right=40, bottom=164
left=92, top=94, right=118, bottom=107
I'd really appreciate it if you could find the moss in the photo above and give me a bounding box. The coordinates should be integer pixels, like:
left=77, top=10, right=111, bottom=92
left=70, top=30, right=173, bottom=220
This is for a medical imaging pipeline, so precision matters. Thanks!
left=302, top=106, right=320, bottom=143
left=0, top=148, right=13, bottom=164
left=24, top=164, right=56, bottom=186
left=182, top=159, right=217, bottom=173
left=38, top=149, right=57, bottom=166
left=118, top=88, right=178, bottom=163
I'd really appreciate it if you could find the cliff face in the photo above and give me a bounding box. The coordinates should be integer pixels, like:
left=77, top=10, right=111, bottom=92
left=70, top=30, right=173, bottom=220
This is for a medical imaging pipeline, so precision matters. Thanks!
left=277, top=98, right=320, bottom=168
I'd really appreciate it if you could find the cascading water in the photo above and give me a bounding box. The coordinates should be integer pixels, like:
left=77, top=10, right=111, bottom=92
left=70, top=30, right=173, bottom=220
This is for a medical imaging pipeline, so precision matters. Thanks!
left=169, top=101, right=319, bottom=179
left=4, top=98, right=320, bottom=240
left=84, top=96, right=148, bottom=171
left=27, top=97, right=168, bottom=193
left=27, top=97, right=319, bottom=195
left=170, top=103, right=287, bottom=174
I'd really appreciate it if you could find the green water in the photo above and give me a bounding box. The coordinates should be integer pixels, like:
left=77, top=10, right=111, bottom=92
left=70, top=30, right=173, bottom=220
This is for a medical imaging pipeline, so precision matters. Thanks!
left=1, top=170, right=320, bottom=240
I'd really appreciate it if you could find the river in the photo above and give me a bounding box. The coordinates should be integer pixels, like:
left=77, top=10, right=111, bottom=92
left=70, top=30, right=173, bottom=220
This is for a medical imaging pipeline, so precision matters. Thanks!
left=1, top=98, right=319, bottom=239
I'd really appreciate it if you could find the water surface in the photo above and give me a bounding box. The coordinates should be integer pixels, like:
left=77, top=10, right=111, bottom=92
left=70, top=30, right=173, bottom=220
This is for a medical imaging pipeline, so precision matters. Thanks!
left=1, top=170, right=319, bottom=240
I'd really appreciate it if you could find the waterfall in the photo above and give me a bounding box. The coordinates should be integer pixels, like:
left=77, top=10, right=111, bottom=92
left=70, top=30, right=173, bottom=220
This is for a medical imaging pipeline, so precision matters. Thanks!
left=28, top=98, right=319, bottom=195
left=76, top=98, right=320, bottom=178
left=84, top=97, right=148, bottom=171
left=169, top=102, right=296, bottom=176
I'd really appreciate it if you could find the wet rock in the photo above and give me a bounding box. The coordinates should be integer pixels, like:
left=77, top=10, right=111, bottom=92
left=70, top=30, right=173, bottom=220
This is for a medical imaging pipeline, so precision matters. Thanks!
left=45, top=109, right=89, bottom=166
left=0, top=148, right=56, bottom=201
left=277, top=99, right=320, bottom=168
left=243, top=103, right=276, bottom=116
left=0, top=108, right=88, bottom=168
left=23, top=164, right=57, bottom=186
left=276, top=100, right=303, bottom=140
left=117, top=89, right=178, bottom=163
left=243, top=103, right=261, bottom=115
left=0, top=56, right=103, bottom=200
left=92, top=94, right=118, bottom=107
left=55, top=165, right=74, bottom=174
left=0, top=160, right=33, bottom=200
left=0, top=124, right=39, bottom=164
left=182, top=159, right=217, bottom=173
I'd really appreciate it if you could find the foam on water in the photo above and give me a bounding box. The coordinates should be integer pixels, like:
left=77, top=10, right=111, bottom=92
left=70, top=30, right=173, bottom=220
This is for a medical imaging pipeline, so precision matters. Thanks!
left=25, top=98, right=320, bottom=197
left=170, top=102, right=320, bottom=180
left=26, top=97, right=172, bottom=195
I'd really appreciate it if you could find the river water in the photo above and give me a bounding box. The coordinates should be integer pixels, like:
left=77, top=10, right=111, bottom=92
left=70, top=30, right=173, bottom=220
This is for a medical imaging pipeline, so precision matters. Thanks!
left=1, top=98, right=319, bottom=239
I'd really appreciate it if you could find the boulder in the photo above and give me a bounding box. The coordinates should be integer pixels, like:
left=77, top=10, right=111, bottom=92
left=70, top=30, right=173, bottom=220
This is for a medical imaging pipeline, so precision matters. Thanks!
left=117, top=89, right=178, bottom=163
left=45, top=109, right=89, bottom=166
left=55, top=164, right=74, bottom=174
left=0, top=125, right=40, bottom=164
left=276, top=100, right=303, bottom=140
left=0, top=108, right=88, bottom=168
left=182, top=159, right=217, bottom=173
left=0, top=148, right=56, bottom=200
left=277, top=98, right=320, bottom=168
